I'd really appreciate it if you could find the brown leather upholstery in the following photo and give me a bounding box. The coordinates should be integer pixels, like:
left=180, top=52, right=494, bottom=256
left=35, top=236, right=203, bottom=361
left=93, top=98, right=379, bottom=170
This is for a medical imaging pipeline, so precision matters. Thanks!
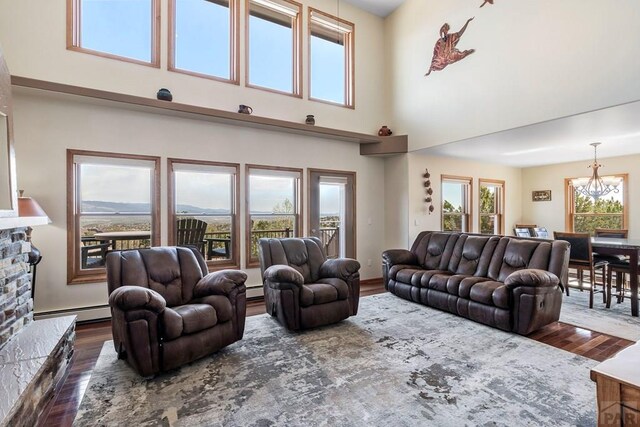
left=383, top=232, right=569, bottom=335
left=106, top=246, right=247, bottom=376
left=259, top=237, right=360, bottom=331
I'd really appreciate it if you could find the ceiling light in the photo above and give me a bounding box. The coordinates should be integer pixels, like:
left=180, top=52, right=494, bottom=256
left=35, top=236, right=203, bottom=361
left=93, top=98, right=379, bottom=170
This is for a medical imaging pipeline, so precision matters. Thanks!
left=571, top=143, right=621, bottom=200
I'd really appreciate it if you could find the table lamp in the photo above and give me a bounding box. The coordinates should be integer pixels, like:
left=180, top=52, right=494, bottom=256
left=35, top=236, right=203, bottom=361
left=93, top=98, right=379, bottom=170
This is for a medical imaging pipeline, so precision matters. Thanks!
left=18, top=191, right=50, bottom=299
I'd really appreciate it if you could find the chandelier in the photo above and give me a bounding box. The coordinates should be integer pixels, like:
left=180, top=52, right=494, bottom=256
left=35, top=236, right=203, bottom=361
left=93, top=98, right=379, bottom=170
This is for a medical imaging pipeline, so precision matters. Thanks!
left=571, top=143, right=621, bottom=200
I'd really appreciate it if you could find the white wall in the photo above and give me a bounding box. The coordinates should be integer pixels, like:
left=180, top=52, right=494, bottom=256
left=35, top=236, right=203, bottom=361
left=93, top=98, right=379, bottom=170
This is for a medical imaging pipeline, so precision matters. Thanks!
left=384, top=0, right=640, bottom=150
left=384, top=154, right=409, bottom=249
left=13, top=90, right=386, bottom=314
left=0, top=0, right=386, bottom=134
left=406, top=153, right=522, bottom=245
left=521, top=154, right=639, bottom=238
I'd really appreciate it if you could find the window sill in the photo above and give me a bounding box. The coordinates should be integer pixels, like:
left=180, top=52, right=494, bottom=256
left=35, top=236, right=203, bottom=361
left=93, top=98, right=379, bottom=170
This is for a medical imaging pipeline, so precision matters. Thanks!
left=67, top=46, right=160, bottom=69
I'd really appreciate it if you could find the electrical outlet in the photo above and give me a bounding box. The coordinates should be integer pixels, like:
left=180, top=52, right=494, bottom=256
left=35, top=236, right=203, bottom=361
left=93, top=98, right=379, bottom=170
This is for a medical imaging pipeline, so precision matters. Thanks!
left=367, top=259, right=372, bottom=267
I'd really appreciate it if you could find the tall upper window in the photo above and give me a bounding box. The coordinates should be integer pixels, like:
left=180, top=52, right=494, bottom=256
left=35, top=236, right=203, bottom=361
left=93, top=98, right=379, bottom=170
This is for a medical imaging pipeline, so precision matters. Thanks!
left=68, top=0, right=160, bottom=66
left=169, top=159, right=240, bottom=269
left=565, top=174, right=627, bottom=235
left=170, top=0, right=238, bottom=82
left=247, top=0, right=301, bottom=95
left=309, top=8, right=354, bottom=108
left=246, top=165, right=302, bottom=267
left=441, top=175, right=472, bottom=233
left=479, top=179, right=505, bottom=235
left=67, top=150, right=160, bottom=284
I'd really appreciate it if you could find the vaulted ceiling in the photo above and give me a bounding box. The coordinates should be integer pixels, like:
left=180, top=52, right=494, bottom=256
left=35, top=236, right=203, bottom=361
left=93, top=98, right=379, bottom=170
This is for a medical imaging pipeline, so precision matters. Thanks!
left=342, top=0, right=405, bottom=17
left=419, top=100, right=640, bottom=168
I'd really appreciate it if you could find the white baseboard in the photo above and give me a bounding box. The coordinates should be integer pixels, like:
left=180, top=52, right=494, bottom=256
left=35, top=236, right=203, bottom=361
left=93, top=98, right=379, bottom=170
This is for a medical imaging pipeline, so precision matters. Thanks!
left=35, top=305, right=111, bottom=322
left=34, top=287, right=265, bottom=322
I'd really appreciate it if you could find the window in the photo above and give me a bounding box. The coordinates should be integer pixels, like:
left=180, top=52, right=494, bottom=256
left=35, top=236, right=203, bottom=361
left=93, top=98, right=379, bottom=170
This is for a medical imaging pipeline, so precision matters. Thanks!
left=441, top=175, right=472, bottom=232
left=246, top=0, right=301, bottom=95
left=246, top=165, right=302, bottom=267
left=68, top=0, right=160, bottom=66
left=169, top=0, right=238, bottom=82
left=565, top=174, right=628, bottom=235
left=168, top=159, right=240, bottom=269
left=309, top=8, right=354, bottom=107
left=67, top=150, right=160, bottom=284
left=479, top=179, right=505, bottom=235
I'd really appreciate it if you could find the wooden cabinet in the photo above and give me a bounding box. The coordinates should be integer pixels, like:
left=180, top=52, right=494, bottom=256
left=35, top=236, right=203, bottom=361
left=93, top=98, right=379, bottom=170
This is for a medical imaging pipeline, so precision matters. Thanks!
left=591, top=342, right=640, bottom=426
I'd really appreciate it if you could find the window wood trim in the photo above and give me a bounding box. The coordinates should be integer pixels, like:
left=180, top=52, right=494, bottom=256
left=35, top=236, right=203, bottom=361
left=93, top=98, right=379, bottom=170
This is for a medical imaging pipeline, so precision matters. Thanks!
left=245, top=164, right=303, bottom=268
left=67, top=0, right=161, bottom=68
left=564, top=173, right=629, bottom=232
left=308, top=7, right=355, bottom=109
left=167, top=158, right=241, bottom=271
left=478, top=178, right=505, bottom=235
left=441, top=174, right=472, bottom=233
left=168, top=0, right=240, bottom=84
left=245, top=0, right=302, bottom=97
left=67, top=149, right=161, bottom=285
left=307, top=168, right=357, bottom=258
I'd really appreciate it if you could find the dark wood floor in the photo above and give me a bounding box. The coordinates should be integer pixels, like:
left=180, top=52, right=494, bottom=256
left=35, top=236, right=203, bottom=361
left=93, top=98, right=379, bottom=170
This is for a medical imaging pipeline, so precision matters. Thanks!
left=39, top=280, right=634, bottom=426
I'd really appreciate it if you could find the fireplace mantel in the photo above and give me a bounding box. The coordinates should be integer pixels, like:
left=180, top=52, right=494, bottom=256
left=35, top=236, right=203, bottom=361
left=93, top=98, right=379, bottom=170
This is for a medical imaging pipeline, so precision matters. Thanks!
left=0, top=216, right=49, bottom=231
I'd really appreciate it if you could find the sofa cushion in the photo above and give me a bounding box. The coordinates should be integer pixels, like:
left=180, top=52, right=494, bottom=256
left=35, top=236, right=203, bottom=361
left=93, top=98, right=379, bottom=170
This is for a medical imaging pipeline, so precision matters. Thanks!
left=388, top=264, right=421, bottom=281
left=300, top=279, right=348, bottom=307
left=413, top=232, right=458, bottom=270
left=444, top=274, right=473, bottom=296
left=458, top=276, right=492, bottom=299
left=427, top=273, right=455, bottom=292
left=163, top=303, right=218, bottom=340
left=193, top=295, right=233, bottom=323
left=395, top=268, right=424, bottom=285
left=447, top=235, right=496, bottom=276
left=468, top=280, right=510, bottom=309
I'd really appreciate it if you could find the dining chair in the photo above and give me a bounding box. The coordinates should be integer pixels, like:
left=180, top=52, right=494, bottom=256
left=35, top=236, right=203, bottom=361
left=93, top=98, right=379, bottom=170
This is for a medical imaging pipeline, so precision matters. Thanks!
left=533, top=227, right=549, bottom=239
left=554, top=231, right=610, bottom=308
left=514, top=228, right=532, bottom=238
left=176, top=218, right=208, bottom=255
left=593, top=229, right=631, bottom=304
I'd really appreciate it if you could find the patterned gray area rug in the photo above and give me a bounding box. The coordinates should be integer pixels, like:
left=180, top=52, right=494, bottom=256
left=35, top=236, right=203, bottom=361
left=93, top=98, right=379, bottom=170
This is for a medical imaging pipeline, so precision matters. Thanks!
left=559, top=286, right=640, bottom=341
left=75, top=294, right=597, bottom=427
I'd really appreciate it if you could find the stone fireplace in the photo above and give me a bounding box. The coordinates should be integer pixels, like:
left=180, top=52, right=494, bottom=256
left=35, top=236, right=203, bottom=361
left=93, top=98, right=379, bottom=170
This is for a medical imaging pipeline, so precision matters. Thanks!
left=0, top=225, right=76, bottom=426
left=0, top=227, right=34, bottom=348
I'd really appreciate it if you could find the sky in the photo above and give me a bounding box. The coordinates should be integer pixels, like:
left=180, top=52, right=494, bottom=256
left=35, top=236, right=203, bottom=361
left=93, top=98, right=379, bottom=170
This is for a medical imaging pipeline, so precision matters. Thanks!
left=442, top=182, right=463, bottom=210
left=81, top=0, right=346, bottom=102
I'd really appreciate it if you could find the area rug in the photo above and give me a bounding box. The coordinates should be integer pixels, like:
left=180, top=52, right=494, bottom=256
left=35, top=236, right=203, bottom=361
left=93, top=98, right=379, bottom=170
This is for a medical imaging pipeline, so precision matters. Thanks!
left=75, top=294, right=597, bottom=427
left=559, top=288, right=640, bottom=341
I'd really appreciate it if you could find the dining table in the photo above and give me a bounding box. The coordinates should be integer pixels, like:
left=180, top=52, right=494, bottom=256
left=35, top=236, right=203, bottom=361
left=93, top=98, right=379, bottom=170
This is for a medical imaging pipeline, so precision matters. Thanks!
left=591, top=237, right=639, bottom=317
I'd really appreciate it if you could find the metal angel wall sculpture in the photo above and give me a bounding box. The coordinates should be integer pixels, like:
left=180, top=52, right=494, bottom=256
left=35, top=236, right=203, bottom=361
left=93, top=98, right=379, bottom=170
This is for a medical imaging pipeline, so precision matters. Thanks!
left=425, top=18, right=475, bottom=76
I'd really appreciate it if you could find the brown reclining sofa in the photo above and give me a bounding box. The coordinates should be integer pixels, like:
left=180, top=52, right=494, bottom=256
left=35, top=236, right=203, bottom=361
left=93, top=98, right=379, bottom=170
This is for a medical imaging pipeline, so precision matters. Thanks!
left=383, top=231, right=570, bottom=335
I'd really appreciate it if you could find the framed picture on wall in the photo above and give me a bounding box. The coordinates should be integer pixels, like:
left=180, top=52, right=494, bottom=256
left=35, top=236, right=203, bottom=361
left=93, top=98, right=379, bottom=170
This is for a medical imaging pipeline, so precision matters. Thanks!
left=532, top=190, right=551, bottom=202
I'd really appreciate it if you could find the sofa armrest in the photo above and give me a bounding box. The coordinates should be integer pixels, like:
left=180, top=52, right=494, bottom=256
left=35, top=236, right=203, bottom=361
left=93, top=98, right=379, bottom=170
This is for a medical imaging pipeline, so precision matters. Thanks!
left=319, top=258, right=361, bottom=281
left=194, top=270, right=248, bottom=298
left=264, top=265, right=304, bottom=289
left=382, top=249, right=418, bottom=267
left=109, top=286, right=166, bottom=313
left=504, top=269, right=560, bottom=289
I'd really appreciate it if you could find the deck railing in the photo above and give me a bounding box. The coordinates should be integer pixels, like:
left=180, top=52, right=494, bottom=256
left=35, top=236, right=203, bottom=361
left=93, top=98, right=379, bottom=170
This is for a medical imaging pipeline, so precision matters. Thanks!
left=319, top=227, right=340, bottom=258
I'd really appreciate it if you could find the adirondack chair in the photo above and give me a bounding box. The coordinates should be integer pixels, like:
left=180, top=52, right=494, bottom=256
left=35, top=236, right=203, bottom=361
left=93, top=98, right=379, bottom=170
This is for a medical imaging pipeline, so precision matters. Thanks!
left=176, top=218, right=208, bottom=255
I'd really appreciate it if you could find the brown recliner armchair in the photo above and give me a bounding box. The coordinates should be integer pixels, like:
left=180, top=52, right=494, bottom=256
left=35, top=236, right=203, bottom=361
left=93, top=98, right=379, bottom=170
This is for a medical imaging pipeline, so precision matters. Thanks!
left=106, top=246, right=247, bottom=377
left=258, top=237, right=361, bottom=331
